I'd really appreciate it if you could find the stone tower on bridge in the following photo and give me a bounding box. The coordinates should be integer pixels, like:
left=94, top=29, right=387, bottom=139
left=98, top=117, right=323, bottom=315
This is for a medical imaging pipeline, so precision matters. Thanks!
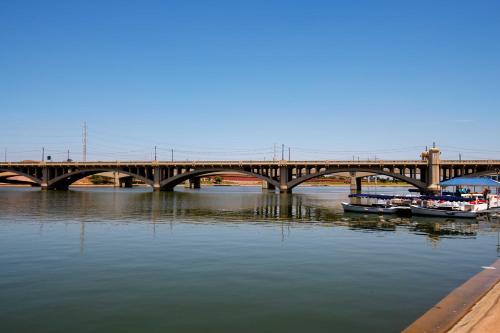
left=421, top=147, right=442, bottom=193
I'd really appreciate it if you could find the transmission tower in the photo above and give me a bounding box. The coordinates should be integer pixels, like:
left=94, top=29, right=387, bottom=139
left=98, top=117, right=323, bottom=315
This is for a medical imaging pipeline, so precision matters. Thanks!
left=82, top=122, right=88, bottom=162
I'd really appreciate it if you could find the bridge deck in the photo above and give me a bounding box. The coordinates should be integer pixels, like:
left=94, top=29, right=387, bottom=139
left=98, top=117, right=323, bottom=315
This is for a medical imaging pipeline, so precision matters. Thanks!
left=1, top=160, right=499, bottom=167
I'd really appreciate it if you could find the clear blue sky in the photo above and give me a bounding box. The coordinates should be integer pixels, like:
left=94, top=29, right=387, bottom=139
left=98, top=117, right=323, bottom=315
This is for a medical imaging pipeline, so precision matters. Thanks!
left=1, top=0, right=499, bottom=161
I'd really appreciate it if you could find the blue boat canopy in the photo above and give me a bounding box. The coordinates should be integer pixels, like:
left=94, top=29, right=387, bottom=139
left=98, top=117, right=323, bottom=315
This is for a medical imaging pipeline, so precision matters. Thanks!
left=440, top=177, right=500, bottom=187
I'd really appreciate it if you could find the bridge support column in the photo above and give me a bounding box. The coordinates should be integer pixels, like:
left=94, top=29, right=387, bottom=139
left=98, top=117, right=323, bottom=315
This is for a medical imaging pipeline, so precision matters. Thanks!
left=153, top=166, right=161, bottom=191
left=350, top=172, right=362, bottom=194
left=262, top=181, right=275, bottom=191
left=41, top=167, right=49, bottom=190
left=191, top=178, right=201, bottom=189
left=279, top=165, right=291, bottom=193
left=184, top=178, right=201, bottom=189
left=120, top=177, right=133, bottom=188
left=113, top=172, right=120, bottom=188
left=113, top=173, right=133, bottom=188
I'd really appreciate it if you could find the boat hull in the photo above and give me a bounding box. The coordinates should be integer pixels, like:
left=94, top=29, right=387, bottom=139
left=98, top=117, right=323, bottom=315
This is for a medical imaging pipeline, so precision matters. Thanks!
left=410, top=205, right=479, bottom=218
left=341, top=202, right=402, bottom=214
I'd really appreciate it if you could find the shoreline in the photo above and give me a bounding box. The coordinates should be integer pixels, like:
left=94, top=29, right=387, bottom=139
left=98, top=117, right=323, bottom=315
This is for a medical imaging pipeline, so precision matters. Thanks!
left=403, top=259, right=500, bottom=333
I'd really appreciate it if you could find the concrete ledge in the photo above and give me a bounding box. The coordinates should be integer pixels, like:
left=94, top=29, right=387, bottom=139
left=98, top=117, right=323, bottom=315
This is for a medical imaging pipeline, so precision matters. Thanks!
left=402, top=259, right=500, bottom=333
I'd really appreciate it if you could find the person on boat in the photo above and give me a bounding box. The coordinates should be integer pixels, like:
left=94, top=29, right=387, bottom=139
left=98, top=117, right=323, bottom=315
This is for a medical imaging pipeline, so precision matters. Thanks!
left=482, top=188, right=490, bottom=199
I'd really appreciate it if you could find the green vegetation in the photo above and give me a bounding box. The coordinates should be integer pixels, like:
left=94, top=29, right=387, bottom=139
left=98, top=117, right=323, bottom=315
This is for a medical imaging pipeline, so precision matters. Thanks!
left=89, top=175, right=113, bottom=185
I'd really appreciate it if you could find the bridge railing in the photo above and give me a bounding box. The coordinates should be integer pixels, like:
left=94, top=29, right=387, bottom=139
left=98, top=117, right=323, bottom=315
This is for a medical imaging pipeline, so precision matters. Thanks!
left=1, top=159, right=499, bottom=167
left=0, top=160, right=429, bottom=166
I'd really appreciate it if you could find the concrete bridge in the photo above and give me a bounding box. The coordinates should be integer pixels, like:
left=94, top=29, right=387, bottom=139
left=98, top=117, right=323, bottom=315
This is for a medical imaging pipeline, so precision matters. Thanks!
left=0, top=148, right=499, bottom=193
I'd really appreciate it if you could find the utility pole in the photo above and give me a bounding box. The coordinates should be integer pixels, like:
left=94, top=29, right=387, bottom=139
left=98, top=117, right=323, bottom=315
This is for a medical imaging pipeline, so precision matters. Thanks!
left=67, top=149, right=70, bottom=161
left=82, top=121, right=88, bottom=162
left=4, top=148, right=6, bottom=162
left=171, top=149, right=174, bottom=162
left=154, top=145, right=157, bottom=161
left=288, top=147, right=291, bottom=160
left=281, top=144, right=284, bottom=160
left=42, top=147, right=45, bottom=162
left=459, top=153, right=462, bottom=161
left=273, top=143, right=277, bottom=161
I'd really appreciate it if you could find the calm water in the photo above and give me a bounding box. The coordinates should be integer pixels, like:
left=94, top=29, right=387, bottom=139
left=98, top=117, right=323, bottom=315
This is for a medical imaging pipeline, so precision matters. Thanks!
left=1, top=186, right=499, bottom=333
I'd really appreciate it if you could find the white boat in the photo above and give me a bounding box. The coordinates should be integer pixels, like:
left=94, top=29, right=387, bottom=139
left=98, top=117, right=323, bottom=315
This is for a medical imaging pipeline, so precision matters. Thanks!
left=410, top=205, right=481, bottom=218
left=410, top=177, right=500, bottom=218
left=341, top=202, right=407, bottom=214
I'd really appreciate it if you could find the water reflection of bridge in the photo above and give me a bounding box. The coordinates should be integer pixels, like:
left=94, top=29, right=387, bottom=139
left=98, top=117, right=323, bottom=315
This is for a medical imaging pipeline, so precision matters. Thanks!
left=3, top=188, right=489, bottom=255
left=101, top=191, right=487, bottom=236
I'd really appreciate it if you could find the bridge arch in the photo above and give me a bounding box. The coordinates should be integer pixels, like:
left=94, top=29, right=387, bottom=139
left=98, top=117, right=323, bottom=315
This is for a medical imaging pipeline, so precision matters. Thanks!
left=159, top=168, right=279, bottom=190
left=48, top=168, right=154, bottom=189
left=0, top=168, right=42, bottom=185
left=287, top=168, right=426, bottom=191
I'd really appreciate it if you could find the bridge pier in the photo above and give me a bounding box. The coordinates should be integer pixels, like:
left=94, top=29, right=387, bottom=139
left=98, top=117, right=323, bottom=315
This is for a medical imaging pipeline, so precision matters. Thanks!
left=184, top=178, right=201, bottom=189
left=41, top=167, right=48, bottom=190
left=191, top=178, right=201, bottom=189
left=114, top=173, right=133, bottom=188
left=279, top=165, right=291, bottom=193
left=113, top=172, right=120, bottom=188
left=153, top=166, right=161, bottom=191
left=423, top=147, right=441, bottom=193
left=120, top=177, right=133, bottom=188
left=350, top=172, right=362, bottom=194
left=262, top=181, right=276, bottom=191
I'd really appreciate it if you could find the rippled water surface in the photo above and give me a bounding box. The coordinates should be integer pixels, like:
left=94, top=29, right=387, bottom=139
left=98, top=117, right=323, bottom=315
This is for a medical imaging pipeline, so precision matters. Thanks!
left=0, top=186, right=499, bottom=333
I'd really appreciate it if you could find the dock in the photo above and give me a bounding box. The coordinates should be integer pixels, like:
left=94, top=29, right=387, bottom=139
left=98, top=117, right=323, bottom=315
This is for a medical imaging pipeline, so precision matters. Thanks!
left=403, top=259, right=500, bottom=333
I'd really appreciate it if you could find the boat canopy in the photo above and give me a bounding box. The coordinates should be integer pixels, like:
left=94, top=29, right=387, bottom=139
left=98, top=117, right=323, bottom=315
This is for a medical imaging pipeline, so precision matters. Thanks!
left=348, top=194, right=416, bottom=199
left=440, top=177, right=500, bottom=187
left=420, top=195, right=474, bottom=202
left=349, top=193, right=474, bottom=202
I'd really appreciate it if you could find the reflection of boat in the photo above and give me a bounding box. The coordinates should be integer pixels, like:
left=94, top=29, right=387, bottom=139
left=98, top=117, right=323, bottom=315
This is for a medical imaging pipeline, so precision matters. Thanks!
left=410, top=205, right=482, bottom=218
left=410, top=220, right=478, bottom=236
left=341, top=202, right=406, bottom=214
